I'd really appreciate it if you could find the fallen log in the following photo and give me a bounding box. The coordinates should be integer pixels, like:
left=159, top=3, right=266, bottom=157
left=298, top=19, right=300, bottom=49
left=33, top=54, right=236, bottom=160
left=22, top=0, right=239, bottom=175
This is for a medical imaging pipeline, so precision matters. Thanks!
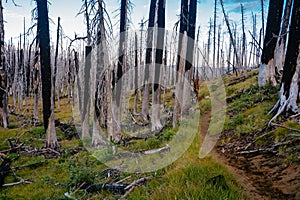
left=2, top=179, right=32, bottom=187
left=237, top=148, right=277, bottom=156
left=116, top=144, right=170, bottom=159
left=226, top=76, right=247, bottom=87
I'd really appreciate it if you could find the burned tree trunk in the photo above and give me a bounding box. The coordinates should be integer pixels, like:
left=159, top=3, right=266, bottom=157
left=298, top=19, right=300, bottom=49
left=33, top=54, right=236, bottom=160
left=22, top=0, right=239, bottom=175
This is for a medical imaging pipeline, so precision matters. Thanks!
left=274, top=0, right=292, bottom=79
left=82, top=0, right=92, bottom=139
left=53, top=17, right=60, bottom=107
left=133, top=32, right=139, bottom=115
left=173, top=0, right=188, bottom=128
left=36, top=0, right=59, bottom=148
left=141, top=0, right=156, bottom=122
left=113, top=0, right=128, bottom=142
left=182, top=0, right=197, bottom=113
left=220, top=0, right=240, bottom=74
left=33, top=42, right=39, bottom=121
left=270, top=0, right=300, bottom=121
left=151, top=0, right=165, bottom=131
left=241, top=4, right=246, bottom=70
left=0, top=0, right=8, bottom=128
left=93, top=0, right=111, bottom=146
left=261, top=0, right=265, bottom=41
left=213, top=0, right=217, bottom=72
left=258, top=0, right=284, bottom=86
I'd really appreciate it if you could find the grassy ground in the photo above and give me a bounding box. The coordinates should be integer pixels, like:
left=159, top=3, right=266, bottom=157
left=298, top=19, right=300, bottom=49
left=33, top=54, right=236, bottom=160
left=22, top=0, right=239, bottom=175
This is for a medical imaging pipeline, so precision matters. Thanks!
left=1, top=69, right=298, bottom=199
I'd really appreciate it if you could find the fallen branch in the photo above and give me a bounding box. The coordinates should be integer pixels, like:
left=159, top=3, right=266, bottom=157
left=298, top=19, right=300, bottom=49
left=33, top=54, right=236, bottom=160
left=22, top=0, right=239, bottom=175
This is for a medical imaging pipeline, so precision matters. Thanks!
left=237, top=148, right=277, bottom=156
left=116, top=144, right=170, bottom=159
left=124, top=176, right=151, bottom=191
left=290, top=113, right=300, bottom=119
left=2, top=179, right=32, bottom=187
left=226, top=76, right=246, bottom=87
left=270, top=122, right=300, bottom=133
left=273, top=138, right=300, bottom=148
left=142, top=144, right=170, bottom=155
left=20, top=147, right=61, bottom=159
left=120, top=177, right=152, bottom=199
left=0, top=143, right=24, bottom=154
left=116, top=176, right=131, bottom=184
left=237, top=138, right=300, bottom=156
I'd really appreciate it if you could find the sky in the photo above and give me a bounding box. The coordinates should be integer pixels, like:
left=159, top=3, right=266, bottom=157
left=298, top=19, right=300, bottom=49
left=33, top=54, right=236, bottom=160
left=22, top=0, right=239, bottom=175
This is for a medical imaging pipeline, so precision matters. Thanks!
left=2, top=0, right=268, bottom=46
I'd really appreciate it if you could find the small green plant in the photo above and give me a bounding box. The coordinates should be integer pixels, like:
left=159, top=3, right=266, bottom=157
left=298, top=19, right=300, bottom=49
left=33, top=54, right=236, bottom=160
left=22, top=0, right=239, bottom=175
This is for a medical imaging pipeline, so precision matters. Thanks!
left=68, top=156, right=97, bottom=188
left=162, top=129, right=175, bottom=141
left=146, top=138, right=161, bottom=149
left=226, top=87, right=236, bottom=96
left=29, top=127, right=45, bottom=137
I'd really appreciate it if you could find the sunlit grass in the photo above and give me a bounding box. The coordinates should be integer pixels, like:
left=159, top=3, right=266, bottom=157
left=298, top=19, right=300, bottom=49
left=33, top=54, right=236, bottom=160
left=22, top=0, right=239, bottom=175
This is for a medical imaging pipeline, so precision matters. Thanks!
left=1, top=70, right=270, bottom=199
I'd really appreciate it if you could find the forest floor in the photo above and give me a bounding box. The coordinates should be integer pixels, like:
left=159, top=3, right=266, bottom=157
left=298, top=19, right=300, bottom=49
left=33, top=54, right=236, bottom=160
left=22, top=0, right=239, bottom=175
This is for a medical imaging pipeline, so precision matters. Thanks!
left=210, top=69, right=300, bottom=200
left=0, top=69, right=299, bottom=199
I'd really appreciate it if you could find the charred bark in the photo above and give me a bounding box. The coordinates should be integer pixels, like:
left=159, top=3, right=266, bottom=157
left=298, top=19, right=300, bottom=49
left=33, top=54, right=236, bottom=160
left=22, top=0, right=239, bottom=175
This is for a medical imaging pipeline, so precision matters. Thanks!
left=173, top=0, right=188, bottom=128
left=258, top=0, right=284, bottom=86
left=36, top=0, right=59, bottom=148
left=141, top=0, right=156, bottom=122
left=0, top=0, right=8, bottom=128
left=270, top=0, right=300, bottom=121
left=151, top=0, right=165, bottom=131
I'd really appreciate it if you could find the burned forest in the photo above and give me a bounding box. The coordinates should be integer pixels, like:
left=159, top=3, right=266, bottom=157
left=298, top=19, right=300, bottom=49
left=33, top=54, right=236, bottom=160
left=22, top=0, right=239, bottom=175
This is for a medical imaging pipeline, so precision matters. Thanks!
left=0, top=0, right=299, bottom=199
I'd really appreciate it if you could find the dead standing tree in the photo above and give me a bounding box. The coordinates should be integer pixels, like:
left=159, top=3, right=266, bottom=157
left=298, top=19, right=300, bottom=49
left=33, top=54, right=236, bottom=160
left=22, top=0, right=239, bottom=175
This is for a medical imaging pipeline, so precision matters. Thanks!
left=173, top=0, right=188, bottom=128
left=220, top=0, right=240, bottom=75
left=241, top=4, right=246, bottom=70
left=53, top=17, right=60, bottom=108
left=258, top=0, right=284, bottom=87
left=92, top=0, right=113, bottom=146
left=269, top=0, right=300, bottom=122
left=81, top=0, right=93, bottom=139
left=173, top=0, right=196, bottom=128
left=141, top=0, right=156, bottom=122
left=213, top=0, right=217, bottom=75
left=274, top=0, right=293, bottom=80
left=36, top=0, right=59, bottom=148
left=183, top=0, right=197, bottom=112
left=0, top=0, right=8, bottom=128
left=151, top=0, right=165, bottom=131
left=113, top=0, right=129, bottom=142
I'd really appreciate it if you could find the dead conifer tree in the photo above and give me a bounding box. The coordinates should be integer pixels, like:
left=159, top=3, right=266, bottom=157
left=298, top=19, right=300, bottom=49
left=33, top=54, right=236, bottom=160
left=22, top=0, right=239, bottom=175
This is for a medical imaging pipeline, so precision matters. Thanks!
left=0, top=0, right=8, bottom=128
left=141, top=0, right=156, bottom=122
left=36, top=0, right=59, bottom=148
left=258, top=0, right=284, bottom=86
left=151, top=0, right=165, bottom=131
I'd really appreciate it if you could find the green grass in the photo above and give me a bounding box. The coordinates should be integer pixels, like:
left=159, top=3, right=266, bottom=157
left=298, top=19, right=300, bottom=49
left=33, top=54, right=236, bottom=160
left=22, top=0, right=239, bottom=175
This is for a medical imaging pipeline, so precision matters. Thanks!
left=3, top=69, right=288, bottom=199
left=129, top=135, right=244, bottom=200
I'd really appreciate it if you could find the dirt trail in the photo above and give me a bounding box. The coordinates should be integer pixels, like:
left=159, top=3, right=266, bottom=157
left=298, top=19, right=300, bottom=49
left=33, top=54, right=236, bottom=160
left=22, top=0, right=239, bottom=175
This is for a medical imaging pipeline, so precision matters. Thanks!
left=199, top=111, right=299, bottom=200
left=199, top=111, right=265, bottom=199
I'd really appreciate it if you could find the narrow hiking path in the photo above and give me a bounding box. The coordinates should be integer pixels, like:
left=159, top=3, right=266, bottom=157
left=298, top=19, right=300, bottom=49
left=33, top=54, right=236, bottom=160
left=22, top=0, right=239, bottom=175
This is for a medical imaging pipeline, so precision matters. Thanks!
left=200, top=110, right=299, bottom=200
left=199, top=110, right=265, bottom=200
